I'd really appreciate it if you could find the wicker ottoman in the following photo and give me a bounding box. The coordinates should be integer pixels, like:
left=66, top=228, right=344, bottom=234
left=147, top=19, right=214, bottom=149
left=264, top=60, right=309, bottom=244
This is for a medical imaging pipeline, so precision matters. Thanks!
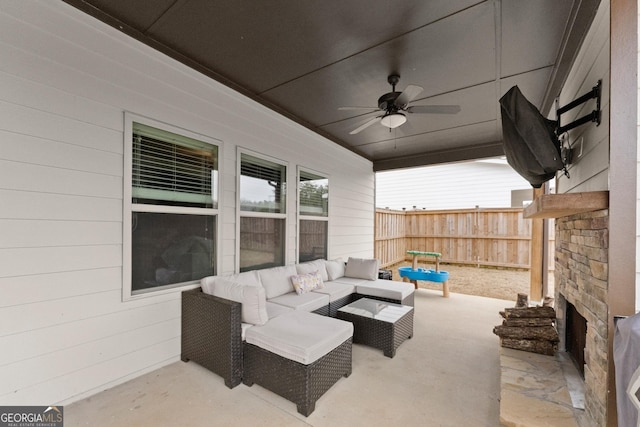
left=337, top=297, right=413, bottom=358
left=243, top=311, right=353, bottom=416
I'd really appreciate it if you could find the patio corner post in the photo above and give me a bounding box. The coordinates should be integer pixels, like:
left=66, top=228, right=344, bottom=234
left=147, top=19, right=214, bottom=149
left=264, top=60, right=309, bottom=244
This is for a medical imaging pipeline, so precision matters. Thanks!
left=608, top=0, right=638, bottom=425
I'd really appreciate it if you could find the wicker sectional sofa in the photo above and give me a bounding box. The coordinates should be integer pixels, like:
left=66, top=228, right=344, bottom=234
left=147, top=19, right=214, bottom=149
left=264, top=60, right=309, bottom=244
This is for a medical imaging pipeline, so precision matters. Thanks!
left=181, top=257, right=415, bottom=415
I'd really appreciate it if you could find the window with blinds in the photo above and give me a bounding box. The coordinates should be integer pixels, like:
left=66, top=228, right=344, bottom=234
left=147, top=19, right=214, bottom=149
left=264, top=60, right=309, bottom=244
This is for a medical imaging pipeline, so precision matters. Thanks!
left=239, top=152, right=287, bottom=271
left=299, top=219, right=327, bottom=262
left=298, top=168, right=328, bottom=263
left=299, top=170, right=328, bottom=217
left=240, top=153, right=286, bottom=213
left=125, top=118, right=218, bottom=298
left=132, top=122, right=217, bottom=209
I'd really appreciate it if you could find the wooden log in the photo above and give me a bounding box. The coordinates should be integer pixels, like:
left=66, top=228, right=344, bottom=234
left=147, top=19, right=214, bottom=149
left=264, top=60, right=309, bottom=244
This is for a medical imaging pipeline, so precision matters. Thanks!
left=500, top=338, right=557, bottom=356
left=493, top=325, right=559, bottom=342
left=516, top=293, right=529, bottom=308
left=543, top=296, right=554, bottom=307
left=503, top=306, right=556, bottom=319
left=502, top=318, right=554, bottom=327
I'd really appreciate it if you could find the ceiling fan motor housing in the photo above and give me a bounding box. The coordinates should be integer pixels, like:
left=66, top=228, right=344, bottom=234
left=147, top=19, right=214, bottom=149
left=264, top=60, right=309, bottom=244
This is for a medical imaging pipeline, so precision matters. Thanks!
left=378, top=92, right=402, bottom=111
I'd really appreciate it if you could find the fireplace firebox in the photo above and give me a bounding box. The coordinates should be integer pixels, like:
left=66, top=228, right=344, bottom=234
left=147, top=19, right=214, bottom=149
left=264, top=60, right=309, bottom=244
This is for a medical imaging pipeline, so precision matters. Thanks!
left=566, top=302, right=587, bottom=378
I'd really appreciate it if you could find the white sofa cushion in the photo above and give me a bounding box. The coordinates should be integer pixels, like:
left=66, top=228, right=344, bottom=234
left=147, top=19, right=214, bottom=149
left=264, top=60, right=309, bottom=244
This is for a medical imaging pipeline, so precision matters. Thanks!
left=266, top=301, right=294, bottom=319
left=268, top=292, right=330, bottom=312
left=201, top=276, right=268, bottom=326
left=296, top=259, right=329, bottom=281
left=331, top=276, right=369, bottom=286
left=200, top=276, right=217, bottom=292
left=290, top=271, right=324, bottom=295
left=245, top=311, right=353, bottom=364
left=356, top=279, right=414, bottom=302
left=241, top=323, right=253, bottom=341
left=259, top=265, right=297, bottom=299
left=345, top=257, right=379, bottom=280
left=201, top=270, right=262, bottom=289
left=325, top=258, right=345, bottom=280
left=312, top=281, right=355, bottom=301
left=228, top=270, right=262, bottom=286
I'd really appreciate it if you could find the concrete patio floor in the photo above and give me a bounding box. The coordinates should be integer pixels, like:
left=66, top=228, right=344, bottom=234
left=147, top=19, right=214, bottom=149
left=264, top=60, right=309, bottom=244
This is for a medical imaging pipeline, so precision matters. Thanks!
left=64, top=290, right=512, bottom=426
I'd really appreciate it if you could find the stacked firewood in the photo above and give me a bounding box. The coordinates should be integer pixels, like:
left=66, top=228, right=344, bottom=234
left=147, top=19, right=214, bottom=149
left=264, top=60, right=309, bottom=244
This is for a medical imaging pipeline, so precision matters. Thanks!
left=493, top=293, right=559, bottom=356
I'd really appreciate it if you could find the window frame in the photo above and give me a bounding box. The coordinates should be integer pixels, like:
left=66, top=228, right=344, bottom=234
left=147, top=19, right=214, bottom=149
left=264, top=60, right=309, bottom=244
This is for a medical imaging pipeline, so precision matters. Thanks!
left=123, top=113, right=221, bottom=301
left=236, top=148, right=289, bottom=272
left=297, top=166, right=329, bottom=263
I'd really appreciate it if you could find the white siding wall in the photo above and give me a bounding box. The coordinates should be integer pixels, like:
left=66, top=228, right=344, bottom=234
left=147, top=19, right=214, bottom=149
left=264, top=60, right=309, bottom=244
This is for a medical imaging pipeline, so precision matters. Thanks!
left=376, top=161, right=531, bottom=210
left=555, top=1, right=610, bottom=194
left=0, top=2, right=374, bottom=405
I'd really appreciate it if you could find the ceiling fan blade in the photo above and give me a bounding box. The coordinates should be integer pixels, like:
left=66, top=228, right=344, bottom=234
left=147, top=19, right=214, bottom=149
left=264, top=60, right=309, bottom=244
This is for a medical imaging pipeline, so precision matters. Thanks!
left=406, top=105, right=461, bottom=114
left=338, top=106, right=379, bottom=111
left=394, top=85, right=424, bottom=108
left=350, top=116, right=381, bottom=134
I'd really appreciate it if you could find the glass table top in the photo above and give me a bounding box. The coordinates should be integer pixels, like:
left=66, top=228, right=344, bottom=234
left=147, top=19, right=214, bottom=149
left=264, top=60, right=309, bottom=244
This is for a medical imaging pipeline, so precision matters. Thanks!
left=338, top=298, right=413, bottom=323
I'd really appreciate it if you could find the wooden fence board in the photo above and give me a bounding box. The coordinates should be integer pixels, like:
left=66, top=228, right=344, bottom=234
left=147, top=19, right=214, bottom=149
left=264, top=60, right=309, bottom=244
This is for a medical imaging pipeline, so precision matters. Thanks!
left=375, top=208, right=554, bottom=270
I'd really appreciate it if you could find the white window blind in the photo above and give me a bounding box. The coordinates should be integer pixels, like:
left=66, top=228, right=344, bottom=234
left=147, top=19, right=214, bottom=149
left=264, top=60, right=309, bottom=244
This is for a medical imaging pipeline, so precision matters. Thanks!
left=132, top=122, right=217, bottom=207
left=240, top=155, right=285, bottom=182
left=240, top=153, right=286, bottom=213
left=299, top=170, right=328, bottom=217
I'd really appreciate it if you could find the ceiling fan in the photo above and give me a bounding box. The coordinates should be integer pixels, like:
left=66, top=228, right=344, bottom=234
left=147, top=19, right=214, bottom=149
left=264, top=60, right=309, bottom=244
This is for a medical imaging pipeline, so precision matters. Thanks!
left=339, top=74, right=461, bottom=134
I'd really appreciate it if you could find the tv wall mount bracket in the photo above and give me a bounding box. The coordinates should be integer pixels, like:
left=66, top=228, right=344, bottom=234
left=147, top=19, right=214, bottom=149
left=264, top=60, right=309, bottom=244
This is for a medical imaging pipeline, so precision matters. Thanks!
left=555, top=79, right=602, bottom=135
left=554, top=80, right=601, bottom=172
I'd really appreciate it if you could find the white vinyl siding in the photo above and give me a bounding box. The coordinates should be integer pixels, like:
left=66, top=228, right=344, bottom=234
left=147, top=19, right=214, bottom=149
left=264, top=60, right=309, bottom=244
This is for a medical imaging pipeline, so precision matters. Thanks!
left=554, top=1, right=610, bottom=194
left=0, top=1, right=374, bottom=406
left=376, top=162, right=530, bottom=210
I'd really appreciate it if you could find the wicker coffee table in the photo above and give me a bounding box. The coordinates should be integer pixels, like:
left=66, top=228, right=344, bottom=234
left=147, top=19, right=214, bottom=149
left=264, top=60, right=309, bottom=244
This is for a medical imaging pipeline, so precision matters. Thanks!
left=337, top=297, right=413, bottom=358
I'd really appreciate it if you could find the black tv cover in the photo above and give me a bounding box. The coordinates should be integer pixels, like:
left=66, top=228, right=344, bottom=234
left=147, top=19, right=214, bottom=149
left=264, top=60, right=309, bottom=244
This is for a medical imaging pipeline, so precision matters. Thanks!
left=499, top=86, right=563, bottom=188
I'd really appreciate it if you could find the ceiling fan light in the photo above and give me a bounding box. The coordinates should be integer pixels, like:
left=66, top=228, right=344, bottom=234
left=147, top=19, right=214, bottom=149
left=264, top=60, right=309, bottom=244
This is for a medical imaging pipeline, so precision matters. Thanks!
left=380, top=112, right=407, bottom=129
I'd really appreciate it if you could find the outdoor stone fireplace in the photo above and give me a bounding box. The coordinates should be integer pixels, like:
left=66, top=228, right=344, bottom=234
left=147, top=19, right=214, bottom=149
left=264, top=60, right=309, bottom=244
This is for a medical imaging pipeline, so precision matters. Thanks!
left=554, top=209, right=609, bottom=426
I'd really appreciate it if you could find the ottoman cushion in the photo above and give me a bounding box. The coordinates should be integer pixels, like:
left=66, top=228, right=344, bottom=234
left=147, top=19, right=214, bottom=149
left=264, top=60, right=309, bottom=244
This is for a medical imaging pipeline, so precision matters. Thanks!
left=245, top=311, right=353, bottom=364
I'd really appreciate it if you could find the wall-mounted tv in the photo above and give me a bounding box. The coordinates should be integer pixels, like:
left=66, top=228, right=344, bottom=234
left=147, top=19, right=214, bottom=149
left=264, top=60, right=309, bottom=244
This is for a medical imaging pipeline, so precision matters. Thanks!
left=499, top=86, right=564, bottom=188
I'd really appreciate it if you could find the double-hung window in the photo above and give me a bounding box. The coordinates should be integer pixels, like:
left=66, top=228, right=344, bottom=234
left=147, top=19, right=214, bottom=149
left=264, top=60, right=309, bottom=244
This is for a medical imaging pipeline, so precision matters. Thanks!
left=239, top=152, right=286, bottom=271
left=298, top=169, right=328, bottom=262
left=124, top=115, right=219, bottom=298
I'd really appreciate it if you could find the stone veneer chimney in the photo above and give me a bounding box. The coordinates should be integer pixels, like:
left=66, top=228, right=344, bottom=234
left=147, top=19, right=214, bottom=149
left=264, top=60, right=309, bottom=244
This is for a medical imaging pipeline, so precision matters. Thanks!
left=555, top=209, right=609, bottom=426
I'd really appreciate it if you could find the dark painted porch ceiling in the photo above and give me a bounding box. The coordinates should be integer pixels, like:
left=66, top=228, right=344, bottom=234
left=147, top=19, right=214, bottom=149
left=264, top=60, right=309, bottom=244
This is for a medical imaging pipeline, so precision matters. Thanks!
left=63, top=0, right=600, bottom=171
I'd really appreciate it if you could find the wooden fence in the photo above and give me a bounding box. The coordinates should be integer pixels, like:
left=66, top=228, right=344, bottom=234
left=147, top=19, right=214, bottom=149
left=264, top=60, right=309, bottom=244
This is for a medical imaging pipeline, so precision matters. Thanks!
left=375, top=208, right=554, bottom=270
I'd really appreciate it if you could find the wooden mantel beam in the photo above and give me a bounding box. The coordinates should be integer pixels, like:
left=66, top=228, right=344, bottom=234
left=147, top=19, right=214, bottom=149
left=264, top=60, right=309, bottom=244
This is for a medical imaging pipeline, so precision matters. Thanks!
left=523, top=191, right=609, bottom=219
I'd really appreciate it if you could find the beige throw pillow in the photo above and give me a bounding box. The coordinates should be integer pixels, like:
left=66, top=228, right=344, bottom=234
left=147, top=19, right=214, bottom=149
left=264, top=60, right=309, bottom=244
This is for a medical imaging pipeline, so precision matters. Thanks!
left=290, top=271, right=324, bottom=295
